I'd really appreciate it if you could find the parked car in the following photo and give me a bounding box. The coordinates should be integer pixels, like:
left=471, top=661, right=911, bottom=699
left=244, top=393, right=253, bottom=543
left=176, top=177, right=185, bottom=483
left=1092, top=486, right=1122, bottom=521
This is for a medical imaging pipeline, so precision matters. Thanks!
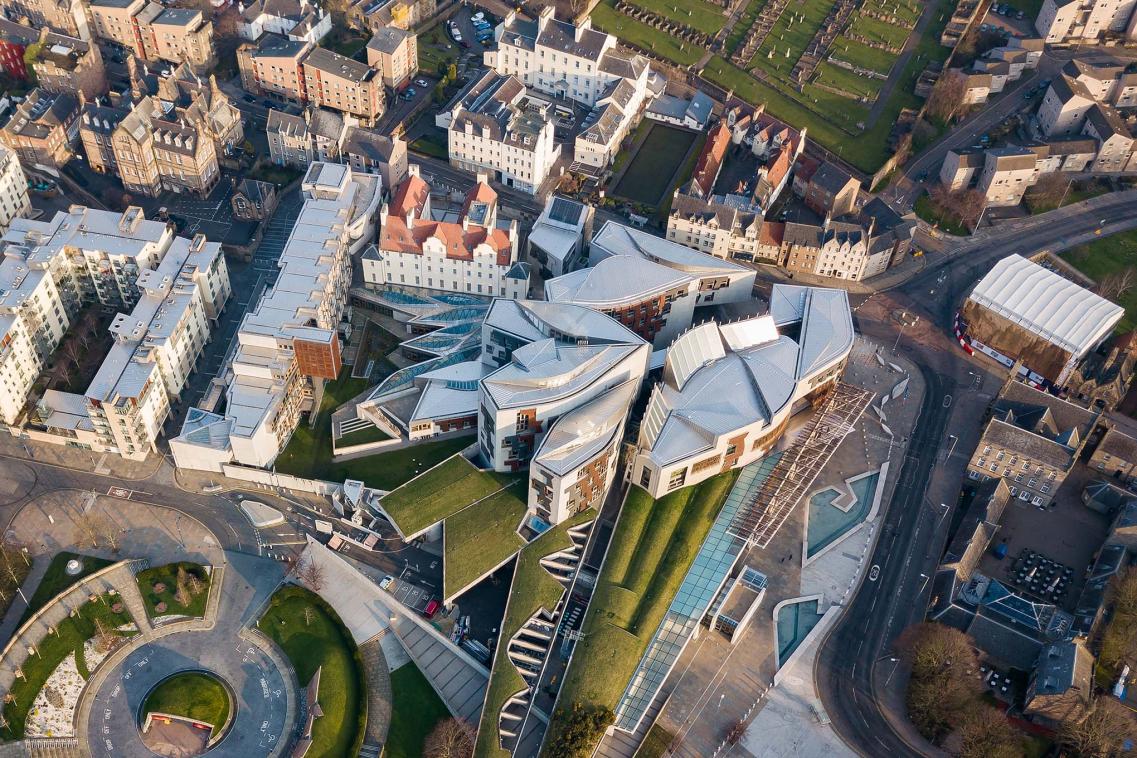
left=415, top=78, right=429, bottom=87
left=242, top=94, right=256, bottom=103
left=405, top=87, right=417, bottom=98
left=423, top=599, right=440, bottom=619
left=262, top=99, right=274, bottom=109
left=380, top=575, right=395, bottom=590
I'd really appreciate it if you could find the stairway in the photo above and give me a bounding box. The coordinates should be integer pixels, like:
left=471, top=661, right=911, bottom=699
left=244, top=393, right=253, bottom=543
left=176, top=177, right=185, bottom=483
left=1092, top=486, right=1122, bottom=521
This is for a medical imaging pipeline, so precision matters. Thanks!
left=593, top=693, right=668, bottom=758
left=106, top=563, right=153, bottom=634
left=25, top=738, right=83, bottom=758
left=497, top=609, right=559, bottom=753
left=538, top=520, right=592, bottom=587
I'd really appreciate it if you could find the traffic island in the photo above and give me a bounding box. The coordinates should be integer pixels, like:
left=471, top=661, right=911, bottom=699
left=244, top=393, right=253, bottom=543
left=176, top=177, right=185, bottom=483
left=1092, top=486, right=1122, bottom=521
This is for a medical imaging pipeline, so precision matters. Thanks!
left=139, top=670, right=234, bottom=757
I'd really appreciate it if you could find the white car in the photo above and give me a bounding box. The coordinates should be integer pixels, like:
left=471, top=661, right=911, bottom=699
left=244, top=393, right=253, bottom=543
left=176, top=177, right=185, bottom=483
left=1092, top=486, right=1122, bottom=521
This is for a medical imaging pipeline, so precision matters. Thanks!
left=380, top=575, right=396, bottom=591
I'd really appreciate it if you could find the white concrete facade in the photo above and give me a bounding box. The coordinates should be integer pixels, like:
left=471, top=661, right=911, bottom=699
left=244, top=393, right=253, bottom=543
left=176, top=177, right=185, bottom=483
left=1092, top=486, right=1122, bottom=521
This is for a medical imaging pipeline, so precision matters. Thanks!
left=0, top=145, right=30, bottom=236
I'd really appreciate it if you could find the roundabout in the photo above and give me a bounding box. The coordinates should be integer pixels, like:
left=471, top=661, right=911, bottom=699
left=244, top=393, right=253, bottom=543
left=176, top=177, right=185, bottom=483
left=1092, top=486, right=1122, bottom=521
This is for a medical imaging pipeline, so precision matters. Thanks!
left=80, top=554, right=296, bottom=758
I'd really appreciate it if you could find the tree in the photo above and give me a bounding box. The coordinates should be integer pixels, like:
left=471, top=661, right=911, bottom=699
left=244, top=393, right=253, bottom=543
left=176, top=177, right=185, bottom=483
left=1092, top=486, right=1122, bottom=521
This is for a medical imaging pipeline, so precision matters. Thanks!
left=1026, top=172, right=1071, bottom=212
left=896, top=623, right=982, bottom=741
left=1060, top=698, right=1135, bottom=758
left=424, top=717, right=475, bottom=758
left=297, top=557, right=325, bottom=592
left=925, top=71, right=967, bottom=123
left=62, top=339, right=84, bottom=374
left=547, top=702, right=614, bottom=758
left=72, top=512, right=101, bottom=549
left=303, top=606, right=315, bottom=626
left=174, top=566, right=192, bottom=607
left=1096, top=268, right=1137, bottom=302
left=957, top=706, right=1020, bottom=758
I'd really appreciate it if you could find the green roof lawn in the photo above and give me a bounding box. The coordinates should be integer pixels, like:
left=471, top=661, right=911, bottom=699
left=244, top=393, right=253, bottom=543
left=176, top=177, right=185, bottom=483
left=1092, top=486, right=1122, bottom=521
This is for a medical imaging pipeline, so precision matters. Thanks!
left=380, top=455, right=522, bottom=538
left=443, top=486, right=529, bottom=602
left=475, top=510, right=597, bottom=758
left=548, top=472, right=739, bottom=749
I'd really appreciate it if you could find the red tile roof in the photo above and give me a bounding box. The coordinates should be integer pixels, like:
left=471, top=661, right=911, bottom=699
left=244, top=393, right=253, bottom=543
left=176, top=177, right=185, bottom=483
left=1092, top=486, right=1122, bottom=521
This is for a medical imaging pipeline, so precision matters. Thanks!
left=691, top=122, right=731, bottom=198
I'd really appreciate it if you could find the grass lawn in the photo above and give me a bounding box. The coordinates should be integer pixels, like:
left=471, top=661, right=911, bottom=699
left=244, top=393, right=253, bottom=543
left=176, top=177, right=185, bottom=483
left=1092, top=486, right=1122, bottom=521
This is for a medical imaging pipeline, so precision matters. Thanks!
left=813, top=61, right=884, bottom=99
left=832, top=36, right=898, bottom=74
left=143, top=672, right=230, bottom=735
left=1, top=594, right=133, bottom=739
left=419, top=25, right=461, bottom=76
left=335, top=423, right=393, bottom=448
left=1023, top=178, right=1112, bottom=215
left=443, top=487, right=528, bottom=600
left=725, top=0, right=766, bottom=55
left=20, top=551, right=113, bottom=625
left=750, top=0, right=833, bottom=75
left=380, top=455, right=521, bottom=537
left=326, top=31, right=368, bottom=59
left=589, top=2, right=704, bottom=66
left=550, top=472, right=739, bottom=749
left=619, top=0, right=727, bottom=35
left=913, top=193, right=970, bottom=236
left=1062, top=228, right=1137, bottom=333
left=476, top=510, right=596, bottom=758
left=611, top=123, right=698, bottom=205
left=636, top=723, right=677, bottom=758
left=386, top=663, right=451, bottom=758
left=258, top=586, right=366, bottom=758
left=410, top=127, right=449, bottom=160
left=135, top=563, right=212, bottom=619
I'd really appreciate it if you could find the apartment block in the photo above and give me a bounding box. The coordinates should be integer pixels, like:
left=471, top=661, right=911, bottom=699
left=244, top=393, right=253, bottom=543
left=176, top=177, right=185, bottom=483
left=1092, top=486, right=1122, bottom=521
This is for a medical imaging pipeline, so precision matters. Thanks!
left=2, top=0, right=89, bottom=38
left=667, top=192, right=765, bottom=262
left=237, top=34, right=311, bottom=103
left=366, top=25, right=417, bottom=90
left=89, top=0, right=215, bottom=71
left=940, top=148, right=986, bottom=190
left=1035, top=0, right=1137, bottom=43
left=0, top=206, right=230, bottom=461
left=1038, top=75, right=1098, bottom=135
left=170, top=163, right=383, bottom=472
left=1089, top=425, right=1137, bottom=482
left=978, top=146, right=1040, bottom=207
left=0, top=89, right=78, bottom=171
left=782, top=220, right=875, bottom=281
left=0, top=145, right=30, bottom=236
left=348, top=0, right=435, bottom=34
left=302, top=47, right=385, bottom=125
left=27, top=29, right=108, bottom=101
left=442, top=72, right=558, bottom=194
left=342, top=127, right=408, bottom=190
left=78, top=64, right=243, bottom=197
left=362, top=166, right=528, bottom=298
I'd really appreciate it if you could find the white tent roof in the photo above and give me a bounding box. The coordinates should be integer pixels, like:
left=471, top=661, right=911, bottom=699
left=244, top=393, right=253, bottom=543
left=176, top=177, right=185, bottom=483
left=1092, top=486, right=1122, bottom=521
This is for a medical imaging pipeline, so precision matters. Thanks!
left=968, top=254, right=1123, bottom=356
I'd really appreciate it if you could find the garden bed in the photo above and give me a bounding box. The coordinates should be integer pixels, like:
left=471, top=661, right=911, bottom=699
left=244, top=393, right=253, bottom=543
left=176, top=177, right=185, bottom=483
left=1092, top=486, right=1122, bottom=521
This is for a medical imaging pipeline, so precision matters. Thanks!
left=135, top=563, right=212, bottom=619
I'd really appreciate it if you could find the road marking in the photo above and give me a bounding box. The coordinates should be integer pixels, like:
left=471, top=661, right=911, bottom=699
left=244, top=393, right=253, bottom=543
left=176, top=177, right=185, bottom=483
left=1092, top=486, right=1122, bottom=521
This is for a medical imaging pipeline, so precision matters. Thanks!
left=942, top=395, right=952, bottom=408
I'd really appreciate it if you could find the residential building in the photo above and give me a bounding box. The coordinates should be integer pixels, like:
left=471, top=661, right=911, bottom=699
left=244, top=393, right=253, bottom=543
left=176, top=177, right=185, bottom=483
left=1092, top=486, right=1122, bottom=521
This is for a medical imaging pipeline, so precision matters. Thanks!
left=572, top=77, right=649, bottom=172
left=2, top=0, right=89, bottom=39
left=965, top=380, right=1098, bottom=505
left=23, top=28, right=107, bottom=101
left=302, top=47, right=384, bottom=125
left=632, top=285, right=853, bottom=498
left=240, top=0, right=332, bottom=44
left=666, top=192, right=764, bottom=262
left=478, top=319, right=650, bottom=473
left=442, top=72, right=558, bottom=194
left=89, top=0, right=215, bottom=71
left=361, top=166, right=528, bottom=298
left=237, top=33, right=312, bottom=103
left=1024, top=642, right=1093, bottom=724
left=977, top=146, right=1039, bottom=207
left=528, top=195, right=592, bottom=277
left=1035, top=136, right=1098, bottom=172
left=1082, top=102, right=1136, bottom=171
left=348, top=0, right=435, bottom=34
left=485, top=6, right=653, bottom=108
left=797, top=160, right=860, bottom=217
left=1089, top=425, right=1137, bottom=482
left=0, top=145, right=30, bottom=235
left=1064, top=57, right=1127, bottom=100
left=689, top=122, right=731, bottom=199
left=645, top=91, right=713, bottom=130
left=940, top=478, right=1011, bottom=581
left=366, top=25, right=417, bottom=90
left=0, top=89, right=78, bottom=171
left=231, top=178, right=278, bottom=221
left=266, top=109, right=312, bottom=166
left=782, top=219, right=875, bottom=281
left=170, top=163, right=383, bottom=471
left=78, top=64, right=243, bottom=197
left=723, top=107, right=806, bottom=211
left=1038, top=75, right=1097, bottom=136
left=0, top=206, right=230, bottom=455
left=959, top=70, right=994, bottom=104
left=939, top=148, right=986, bottom=190
left=0, top=20, right=35, bottom=81
left=342, top=127, right=408, bottom=190
left=1035, top=0, right=1137, bottom=43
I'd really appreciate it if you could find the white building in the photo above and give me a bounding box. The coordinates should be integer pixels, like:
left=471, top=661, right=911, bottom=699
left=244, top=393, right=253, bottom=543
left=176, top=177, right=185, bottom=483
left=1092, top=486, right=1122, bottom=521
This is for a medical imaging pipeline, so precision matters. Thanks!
left=240, top=0, right=332, bottom=43
left=0, top=145, right=30, bottom=235
left=441, top=72, right=559, bottom=195
left=170, top=163, right=382, bottom=471
left=477, top=300, right=650, bottom=473
left=633, top=285, right=854, bottom=498
left=0, top=206, right=229, bottom=459
left=1035, top=0, right=1137, bottom=43
left=361, top=166, right=529, bottom=298
left=527, top=195, right=592, bottom=277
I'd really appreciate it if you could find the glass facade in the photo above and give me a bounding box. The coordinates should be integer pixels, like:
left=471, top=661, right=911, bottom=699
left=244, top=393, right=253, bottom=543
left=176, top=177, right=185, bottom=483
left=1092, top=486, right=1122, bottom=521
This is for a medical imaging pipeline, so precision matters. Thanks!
left=613, top=454, right=782, bottom=732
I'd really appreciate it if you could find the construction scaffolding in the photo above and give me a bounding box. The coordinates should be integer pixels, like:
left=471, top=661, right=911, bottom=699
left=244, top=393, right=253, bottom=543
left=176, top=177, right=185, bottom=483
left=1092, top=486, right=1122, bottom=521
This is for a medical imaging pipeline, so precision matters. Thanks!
left=727, top=382, right=875, bottom=549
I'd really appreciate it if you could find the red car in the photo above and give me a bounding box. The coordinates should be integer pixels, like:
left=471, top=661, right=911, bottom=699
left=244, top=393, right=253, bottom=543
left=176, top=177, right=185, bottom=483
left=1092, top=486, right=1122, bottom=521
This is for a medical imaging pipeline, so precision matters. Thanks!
left=423, top=600, right=440, bottom=619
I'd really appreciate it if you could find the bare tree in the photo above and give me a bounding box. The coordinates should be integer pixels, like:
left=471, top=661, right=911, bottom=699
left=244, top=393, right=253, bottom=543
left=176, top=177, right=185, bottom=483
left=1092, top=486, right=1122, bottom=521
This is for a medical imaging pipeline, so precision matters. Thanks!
left=1027, top=172, right=1071, bottom=212
left=896, top=623, right=983, bottom=741
left=1060, top=698, right=1134, bottom=758
left=303, top=606, right=315, bottom=626
left=174, top=567, right=193, bottom=607
left=71, top=512, right=101, bottom=549
left=925, top=71, right=967, bottom=123
left=1095, top=268, right=1137, bottom=302
left=62, top=339, right=84, bottom=374
left=87, top=512, right=120, bottom=553
left=297, top=557, right=325, bottom=593
left=957, top=706, right=1020, bottom=758
left=92, top=617, right=117, bottom=653
left=424, top=717, right=475, bottom=758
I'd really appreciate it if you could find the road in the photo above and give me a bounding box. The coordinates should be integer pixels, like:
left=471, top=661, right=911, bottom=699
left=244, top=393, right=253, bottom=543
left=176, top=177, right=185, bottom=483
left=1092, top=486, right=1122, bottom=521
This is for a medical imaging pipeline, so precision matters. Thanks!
left=817, top=190, right=1137, bottom=757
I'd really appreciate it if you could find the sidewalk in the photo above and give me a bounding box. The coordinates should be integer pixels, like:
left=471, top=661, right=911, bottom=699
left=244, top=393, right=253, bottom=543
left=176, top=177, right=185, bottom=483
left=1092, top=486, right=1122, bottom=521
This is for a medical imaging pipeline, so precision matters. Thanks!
left=0, top=433, right=163, bottom=481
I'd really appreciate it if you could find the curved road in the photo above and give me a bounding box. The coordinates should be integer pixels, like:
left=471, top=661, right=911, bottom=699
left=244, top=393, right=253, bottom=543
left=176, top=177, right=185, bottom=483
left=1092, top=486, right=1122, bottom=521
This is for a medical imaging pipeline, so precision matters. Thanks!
left=818, top=191, right=1137, bottom=756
